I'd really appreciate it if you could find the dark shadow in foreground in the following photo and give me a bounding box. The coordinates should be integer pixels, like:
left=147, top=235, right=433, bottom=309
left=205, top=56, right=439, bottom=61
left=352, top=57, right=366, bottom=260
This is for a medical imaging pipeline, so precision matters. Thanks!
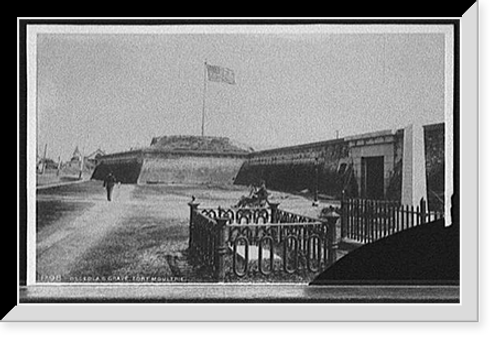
left=310, top=218, right=459, bottom=286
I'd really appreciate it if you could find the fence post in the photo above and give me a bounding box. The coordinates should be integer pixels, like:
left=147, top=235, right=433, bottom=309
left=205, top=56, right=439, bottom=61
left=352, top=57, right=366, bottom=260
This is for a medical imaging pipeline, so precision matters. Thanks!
left=383, top=201, right=388, bottom=238
left=188, top=201, right=200, bottom=251
left=411, top=205, right=415, bottom=228
left=361, top=200, right=366, bottom=242
left=268, top=201, right=280, bottom=224
left=345, top=198, right=349, bottom=240
left=367, top=200, right=373, bottom=243
left=354, top=199, right=359, bottom=241
left=324, top=213, right=340, bottom=264
left=420, top=198, right=427, bottom=224
left=214, top=217, right=229, bottom=282
left=340, top=192, right=346, bottom=239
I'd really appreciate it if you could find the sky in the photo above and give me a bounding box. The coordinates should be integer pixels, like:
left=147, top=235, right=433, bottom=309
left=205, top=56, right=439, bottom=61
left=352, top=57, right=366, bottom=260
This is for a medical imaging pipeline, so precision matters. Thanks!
left=35, top=28, right=446, bottom=161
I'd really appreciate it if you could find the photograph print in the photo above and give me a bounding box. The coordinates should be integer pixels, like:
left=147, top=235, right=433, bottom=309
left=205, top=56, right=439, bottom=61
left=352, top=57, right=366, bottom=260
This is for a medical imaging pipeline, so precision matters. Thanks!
left=18, top=18, right=469, bottom=307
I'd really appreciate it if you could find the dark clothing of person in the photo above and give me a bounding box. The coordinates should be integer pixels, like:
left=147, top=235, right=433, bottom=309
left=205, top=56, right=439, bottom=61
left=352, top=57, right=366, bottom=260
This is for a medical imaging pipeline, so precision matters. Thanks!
left=103, top=174, right=117, bottom=201
left=255, top=185, right=268, bottom=199
left=236, top=184, right=268, bottom=207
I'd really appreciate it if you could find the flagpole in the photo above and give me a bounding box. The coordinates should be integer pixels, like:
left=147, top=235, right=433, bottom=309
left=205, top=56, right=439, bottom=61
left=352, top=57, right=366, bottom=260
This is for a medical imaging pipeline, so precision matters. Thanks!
left=79, top=147, right=84, bottom=180
left=56, top=156, right=61, bottom=177
left=201, top=61, right=207, bottom=137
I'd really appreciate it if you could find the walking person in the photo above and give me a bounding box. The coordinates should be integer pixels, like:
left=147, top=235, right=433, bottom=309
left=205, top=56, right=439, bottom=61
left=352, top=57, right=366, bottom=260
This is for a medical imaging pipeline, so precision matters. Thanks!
left=103, top=172, right=117, bottom=201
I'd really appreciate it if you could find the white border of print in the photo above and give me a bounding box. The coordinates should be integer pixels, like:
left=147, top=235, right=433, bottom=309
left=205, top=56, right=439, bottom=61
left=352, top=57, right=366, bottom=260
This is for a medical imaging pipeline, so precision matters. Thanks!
left=15, top=12, right=479, bottom=322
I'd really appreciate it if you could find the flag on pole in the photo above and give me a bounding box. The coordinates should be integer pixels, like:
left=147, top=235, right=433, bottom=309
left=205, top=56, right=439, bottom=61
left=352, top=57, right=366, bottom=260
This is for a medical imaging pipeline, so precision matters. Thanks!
left=206, top=64, right=236, bottom=85
left=56, top=156, right=61, bottom=177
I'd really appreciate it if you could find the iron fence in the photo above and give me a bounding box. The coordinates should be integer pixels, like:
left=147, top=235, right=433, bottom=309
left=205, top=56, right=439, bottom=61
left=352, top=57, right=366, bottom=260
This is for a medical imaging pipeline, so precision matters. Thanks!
left=340, top=198, right=444, bottom=244
left=188, top=202, right=338, bottom=282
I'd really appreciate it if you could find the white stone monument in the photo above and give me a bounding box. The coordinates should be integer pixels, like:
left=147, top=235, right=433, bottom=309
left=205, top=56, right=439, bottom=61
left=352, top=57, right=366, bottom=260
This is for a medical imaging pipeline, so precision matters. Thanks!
left=401, top=123, right=428, bottom=208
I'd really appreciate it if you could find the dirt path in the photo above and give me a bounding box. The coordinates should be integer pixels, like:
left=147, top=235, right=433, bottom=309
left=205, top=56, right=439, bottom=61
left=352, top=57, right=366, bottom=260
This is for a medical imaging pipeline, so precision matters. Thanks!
left=36, top=184, right=135, bottom=281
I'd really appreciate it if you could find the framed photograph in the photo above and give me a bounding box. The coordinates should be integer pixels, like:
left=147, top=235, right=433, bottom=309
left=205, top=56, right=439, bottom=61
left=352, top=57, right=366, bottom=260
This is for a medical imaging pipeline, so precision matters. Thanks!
left=10, top=10, right=478, bottom=321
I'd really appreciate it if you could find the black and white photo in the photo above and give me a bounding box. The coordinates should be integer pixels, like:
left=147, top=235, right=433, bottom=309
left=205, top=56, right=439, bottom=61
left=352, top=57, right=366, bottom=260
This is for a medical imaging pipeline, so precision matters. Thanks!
left=12, top=14, right=479, bottom=321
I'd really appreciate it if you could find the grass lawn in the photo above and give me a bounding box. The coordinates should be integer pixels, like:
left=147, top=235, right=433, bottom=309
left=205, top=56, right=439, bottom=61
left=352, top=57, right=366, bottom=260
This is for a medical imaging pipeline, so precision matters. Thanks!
left=67, top=217, right=188, bottom=283
left=36, top=200, right=95, bottom=232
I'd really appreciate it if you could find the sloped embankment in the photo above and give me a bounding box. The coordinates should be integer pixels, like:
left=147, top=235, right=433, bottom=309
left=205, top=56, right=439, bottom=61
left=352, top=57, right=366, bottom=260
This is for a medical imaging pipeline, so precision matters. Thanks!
left=92, top=136, right=252, bottom=185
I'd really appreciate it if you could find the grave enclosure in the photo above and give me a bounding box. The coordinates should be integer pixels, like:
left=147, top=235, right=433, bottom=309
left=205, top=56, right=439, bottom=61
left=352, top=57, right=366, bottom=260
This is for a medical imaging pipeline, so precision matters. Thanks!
left=188, top=202, right=339, bottom=282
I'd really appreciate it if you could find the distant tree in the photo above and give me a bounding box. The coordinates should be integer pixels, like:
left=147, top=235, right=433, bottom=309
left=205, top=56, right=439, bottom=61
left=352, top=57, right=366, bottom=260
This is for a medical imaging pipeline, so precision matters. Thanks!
left=40, top=158, right=58, bottom=170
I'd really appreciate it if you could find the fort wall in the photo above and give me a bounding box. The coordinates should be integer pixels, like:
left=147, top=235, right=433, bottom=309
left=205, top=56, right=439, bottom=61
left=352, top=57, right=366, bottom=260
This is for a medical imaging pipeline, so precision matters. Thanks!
left=92, top=136, right=250, bottom=186
left=92, top=124, right=444, bottom=210
left=91, top=150, right=143, bottom=184
left=234, top=139, right=352, bottom=199
left=234, top=123, right=443, bottom=209
left=137, top=151, right=247, bottom=185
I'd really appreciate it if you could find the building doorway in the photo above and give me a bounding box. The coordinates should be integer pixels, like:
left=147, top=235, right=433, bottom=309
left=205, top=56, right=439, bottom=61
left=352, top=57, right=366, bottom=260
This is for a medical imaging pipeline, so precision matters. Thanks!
left=361, top=156, right=385, bottom=199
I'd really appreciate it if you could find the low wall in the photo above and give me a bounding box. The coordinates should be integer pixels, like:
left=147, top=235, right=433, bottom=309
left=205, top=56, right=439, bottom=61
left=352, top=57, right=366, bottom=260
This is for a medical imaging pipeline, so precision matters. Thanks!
left=137, top=152, right=247, bottom=185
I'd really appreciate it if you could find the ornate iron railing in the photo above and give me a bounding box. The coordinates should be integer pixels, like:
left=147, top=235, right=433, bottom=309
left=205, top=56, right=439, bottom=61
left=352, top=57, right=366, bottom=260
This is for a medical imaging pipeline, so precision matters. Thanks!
left=188, top=202, right=339, bottom=282
left=275, top=209, right=320, bottom=224
left=226, top=222, right=332, bottom=278
left=200, top=206, right=272, bottom=225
